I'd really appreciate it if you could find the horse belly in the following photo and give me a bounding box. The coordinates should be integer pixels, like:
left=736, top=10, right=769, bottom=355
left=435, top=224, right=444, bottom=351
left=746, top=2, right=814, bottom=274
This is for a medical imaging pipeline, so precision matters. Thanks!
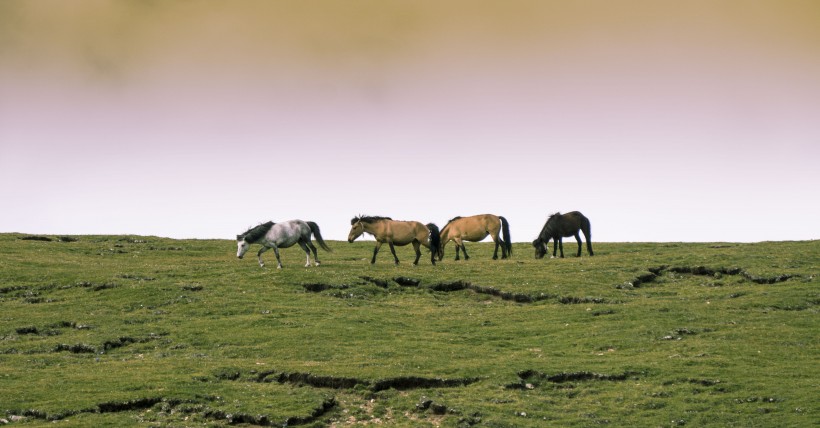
left=389, top=223, right=423, bottom=246
left=390, top=236, right=415, bottom=246
left=461, top=230, right=489, bottom=242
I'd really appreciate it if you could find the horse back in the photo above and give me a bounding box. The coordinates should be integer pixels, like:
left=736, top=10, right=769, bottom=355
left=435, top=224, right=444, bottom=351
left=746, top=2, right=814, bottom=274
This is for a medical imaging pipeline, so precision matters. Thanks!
left=268, top=220, right=310, bottom=247
left=445, top=214, right=499, bottom=240
left=542, top=212, right=585, bottom=238
left=379, top=220, right=427, bottom=245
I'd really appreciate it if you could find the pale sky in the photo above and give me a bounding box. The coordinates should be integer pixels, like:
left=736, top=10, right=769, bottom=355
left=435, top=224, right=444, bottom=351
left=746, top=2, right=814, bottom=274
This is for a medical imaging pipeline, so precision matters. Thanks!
left=1, top=1, right=818, bottom=242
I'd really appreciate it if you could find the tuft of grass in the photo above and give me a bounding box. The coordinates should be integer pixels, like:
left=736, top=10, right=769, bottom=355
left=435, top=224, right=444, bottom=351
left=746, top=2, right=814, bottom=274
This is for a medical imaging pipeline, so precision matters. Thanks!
left=0, top=234, right=817, bottom=426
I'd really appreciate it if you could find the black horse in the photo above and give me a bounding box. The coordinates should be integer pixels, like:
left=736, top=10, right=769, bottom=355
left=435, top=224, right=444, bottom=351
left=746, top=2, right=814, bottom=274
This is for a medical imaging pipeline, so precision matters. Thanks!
left=532, top=211, right=593, bottom=258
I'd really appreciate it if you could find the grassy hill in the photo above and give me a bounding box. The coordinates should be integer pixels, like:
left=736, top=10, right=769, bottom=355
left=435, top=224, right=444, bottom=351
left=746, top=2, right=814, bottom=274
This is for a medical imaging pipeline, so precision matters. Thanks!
left=0, top=234, right=817, bottom=426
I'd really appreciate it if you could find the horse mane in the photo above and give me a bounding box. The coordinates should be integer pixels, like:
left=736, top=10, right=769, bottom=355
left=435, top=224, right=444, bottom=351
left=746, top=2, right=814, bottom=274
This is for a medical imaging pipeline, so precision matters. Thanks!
left=238, top=221, right=274, bottom=243
left=442, top=216, right=462, bottom=227
left=351, top=215, right=392, bottom=225
left=541, top=212, right=563, bottom=235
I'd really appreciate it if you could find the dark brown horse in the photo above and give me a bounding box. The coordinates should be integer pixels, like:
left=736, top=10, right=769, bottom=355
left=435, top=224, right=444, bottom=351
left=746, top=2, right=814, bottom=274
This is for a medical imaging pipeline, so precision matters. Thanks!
left=347, top=216, right=441, bottom=265
left=438, top=214, right=512, bottom=261
left=532, top=211, right=593, bottom=258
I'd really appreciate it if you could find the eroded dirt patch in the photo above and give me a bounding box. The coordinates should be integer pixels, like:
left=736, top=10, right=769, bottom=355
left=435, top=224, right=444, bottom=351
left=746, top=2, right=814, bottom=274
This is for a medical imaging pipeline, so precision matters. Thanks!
left=306, top=277, right=608, bottom=305
left=8, top=396, right=336, bottom=427
left=508, top=369, right=641, bottom=389
left=621, top=265, right=801, bottom=289
left=243, top=368, right=480, bottom=392
left=303, top=283, right=350, bottom=293
left=51, top=335, right=161, bottom=354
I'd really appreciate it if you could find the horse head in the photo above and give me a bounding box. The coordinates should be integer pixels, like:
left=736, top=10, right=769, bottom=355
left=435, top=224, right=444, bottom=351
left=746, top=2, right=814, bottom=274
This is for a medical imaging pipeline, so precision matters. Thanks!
left=532, top=238, right=548, bottom=259
left=348, top=217, right=365, bottom=243
left=236, top=235, right=250, bottom=259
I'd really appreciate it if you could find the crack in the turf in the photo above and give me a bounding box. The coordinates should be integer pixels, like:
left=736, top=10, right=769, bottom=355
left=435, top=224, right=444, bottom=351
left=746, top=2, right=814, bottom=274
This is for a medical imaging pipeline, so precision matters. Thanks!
left=255, top=369, right=480, bottom=392
left=621, top=265, right=799, bottom=288
left=9, top=396, right=337, bottom=426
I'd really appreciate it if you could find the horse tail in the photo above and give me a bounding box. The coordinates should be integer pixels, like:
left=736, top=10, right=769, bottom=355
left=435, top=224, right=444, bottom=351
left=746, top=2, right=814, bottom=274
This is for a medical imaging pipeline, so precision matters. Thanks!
left=499, top=216, right=512, bottom=256
left=580, top=214, right=593, bottom=256
left=307, top=221, right=332, bottom=252
left=426, top=223, right=441, bottom=256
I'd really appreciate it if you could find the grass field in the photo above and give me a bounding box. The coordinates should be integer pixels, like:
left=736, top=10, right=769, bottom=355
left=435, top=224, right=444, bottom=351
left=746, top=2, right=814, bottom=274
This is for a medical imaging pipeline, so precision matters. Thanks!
left=0, top=233, right=817, bottom=427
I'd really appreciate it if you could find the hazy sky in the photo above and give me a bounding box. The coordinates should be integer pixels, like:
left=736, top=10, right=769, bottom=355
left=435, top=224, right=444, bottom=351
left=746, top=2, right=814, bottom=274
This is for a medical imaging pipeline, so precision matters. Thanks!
left=1, top=1, right=818, bottom=242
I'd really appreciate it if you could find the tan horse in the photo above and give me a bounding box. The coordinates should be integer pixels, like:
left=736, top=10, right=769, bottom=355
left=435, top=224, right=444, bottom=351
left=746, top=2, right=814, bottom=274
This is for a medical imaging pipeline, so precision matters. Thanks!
left=347, top=216, right=441, bottom=265
left=438, top=214, right=512, bottom=261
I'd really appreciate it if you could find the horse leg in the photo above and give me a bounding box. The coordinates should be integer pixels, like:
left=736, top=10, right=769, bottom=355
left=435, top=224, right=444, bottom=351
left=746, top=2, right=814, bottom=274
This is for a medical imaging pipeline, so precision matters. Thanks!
left=558, top=238, right=565, bottom=258
left=256, top=246, right=270, bottom=267
left=453, top=238, right=463, bottom=261
left=551, top=238, right=557, bottom=258
left=388, top=241, right=400, bottom=265
left=306, top=241, right=320, bottom=266
left=371, top=242, right=382, bottom=264
left=574, top=233, right=583, bottom=257
left=298, top=241, right=311, bottom=267
left=412, top=241, right=422, bottom=265
left=584, top=230, right=594, bottom=256
left=489, top=228, right=506, bottom=259
left=272, top=246, right=283, bottom=269
left=461, top=242, right=470, bottom=260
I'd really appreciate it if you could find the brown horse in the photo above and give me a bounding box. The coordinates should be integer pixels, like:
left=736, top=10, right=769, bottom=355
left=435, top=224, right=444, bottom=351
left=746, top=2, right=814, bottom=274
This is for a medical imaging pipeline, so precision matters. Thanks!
left=438, top=214, right=512, bottom=261
left=532, top=211, right=593, bottom=259
left=347, top=216, right=441, bottom=265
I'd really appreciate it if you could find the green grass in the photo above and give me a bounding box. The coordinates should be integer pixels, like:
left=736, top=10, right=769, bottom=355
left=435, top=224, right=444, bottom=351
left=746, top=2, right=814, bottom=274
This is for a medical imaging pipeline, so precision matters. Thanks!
left=1, top=234, right=817, bottom=426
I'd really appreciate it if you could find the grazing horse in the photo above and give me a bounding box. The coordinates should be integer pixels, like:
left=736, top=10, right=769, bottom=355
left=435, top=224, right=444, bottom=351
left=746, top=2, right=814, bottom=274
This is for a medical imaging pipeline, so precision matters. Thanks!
left=347, top=215, right=441, bottom=265
left=438, top=214, right=512, bottom=261
left=237, top=220, right=331, bottom=268
left=532, top=211, right=593, bottom=259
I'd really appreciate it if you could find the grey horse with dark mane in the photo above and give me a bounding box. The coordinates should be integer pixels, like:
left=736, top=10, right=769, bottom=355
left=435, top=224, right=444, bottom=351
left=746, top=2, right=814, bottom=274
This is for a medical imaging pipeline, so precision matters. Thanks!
left=237, top=220, right=331, bottom=268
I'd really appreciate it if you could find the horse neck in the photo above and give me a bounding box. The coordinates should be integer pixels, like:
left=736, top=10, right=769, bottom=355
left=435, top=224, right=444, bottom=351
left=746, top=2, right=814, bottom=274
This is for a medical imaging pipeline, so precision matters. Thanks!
left=254, top=230, right=273, bottom=244
left=440, top=223, right=452, bottom=240
left=542, top=221, right=558, bottom=237
left=359, top=220, right=381, bottom=237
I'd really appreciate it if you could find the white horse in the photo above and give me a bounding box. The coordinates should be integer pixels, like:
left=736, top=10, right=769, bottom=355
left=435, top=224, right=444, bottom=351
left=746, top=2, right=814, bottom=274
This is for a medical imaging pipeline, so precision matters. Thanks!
left=237, top=220, right=331, bottom=268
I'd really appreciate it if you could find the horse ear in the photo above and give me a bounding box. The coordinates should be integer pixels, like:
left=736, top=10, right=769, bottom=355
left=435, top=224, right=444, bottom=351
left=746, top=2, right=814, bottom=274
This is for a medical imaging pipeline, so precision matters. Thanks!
left=236, top=234, right=244, bottom=241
